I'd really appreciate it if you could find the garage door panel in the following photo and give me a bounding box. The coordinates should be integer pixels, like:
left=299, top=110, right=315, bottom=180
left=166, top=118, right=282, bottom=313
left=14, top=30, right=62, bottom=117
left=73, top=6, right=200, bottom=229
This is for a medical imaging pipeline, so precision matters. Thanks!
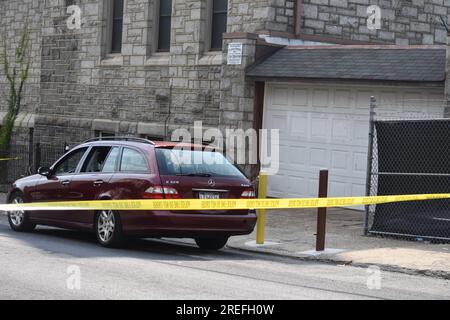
left=331, top=150, right=351, bottom=171
left=355, top=90, right=373, bottom=110
left=311, top=116, right=331, bottom=142
left=293, top=89, right=309, bottom=107
left=331, top=118, right=352, bottom=142
left=289, top=113, right=309, bottom=138
left=351, top=183, right=366, bottom=196
left=271, top=88, right=291, bottom=106
left=334, top=89, right=353, bottom=109
left=267, top=112, right=289, bottom=137
left=289, top=146, right=307, bottom=166
left=353, top=122, right=370, bottom=145
left=329, top=181, right=348, bottom=197
left=310, top=148, right=329, bottom=169
left=268, top=174, right=287, bottom=196
left=312, top=89, right=330, bottom=108
left=307, top=178, right=319, bottom=197
left=287, top=176, right=307, bottom=197
left=279, top=144, right=291, bottom=166
left=353, top=152, right=367, bottom=173
left=272, top=170, right=365, bottom=199
left=264, top=84, right=444, bottom=208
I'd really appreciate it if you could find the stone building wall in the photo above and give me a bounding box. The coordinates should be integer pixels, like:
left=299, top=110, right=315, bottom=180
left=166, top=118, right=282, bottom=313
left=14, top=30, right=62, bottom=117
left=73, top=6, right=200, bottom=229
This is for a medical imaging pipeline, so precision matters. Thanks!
left=34, top=0, right=268, bottom=148
left=301, top=0, right=449, bottom=44
left=1, top=0, right=450, bottom=153
left=271, top=0, right=296, bottom=33
left=228, top=0, right=296, bottom=33
left=0, top=0, right=44, bottom=145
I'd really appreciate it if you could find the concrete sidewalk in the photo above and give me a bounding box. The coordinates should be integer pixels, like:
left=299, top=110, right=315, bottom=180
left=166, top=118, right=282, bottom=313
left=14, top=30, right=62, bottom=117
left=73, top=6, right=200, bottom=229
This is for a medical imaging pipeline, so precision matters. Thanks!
left=227, top=208, right=450, bottom=279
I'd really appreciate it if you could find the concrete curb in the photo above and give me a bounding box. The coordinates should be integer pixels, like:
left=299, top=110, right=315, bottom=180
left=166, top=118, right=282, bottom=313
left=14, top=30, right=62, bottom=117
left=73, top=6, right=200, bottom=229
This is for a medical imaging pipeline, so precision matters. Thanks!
left=227, top=243, right=450, bottom=281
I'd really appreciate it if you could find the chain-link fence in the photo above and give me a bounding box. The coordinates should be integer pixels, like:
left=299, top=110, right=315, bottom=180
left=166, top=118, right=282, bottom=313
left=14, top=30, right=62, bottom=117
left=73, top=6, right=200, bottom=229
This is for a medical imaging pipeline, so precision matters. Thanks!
left=0, top=144, right=65, bottom=192
left=365, top=99, right=450, bottom=242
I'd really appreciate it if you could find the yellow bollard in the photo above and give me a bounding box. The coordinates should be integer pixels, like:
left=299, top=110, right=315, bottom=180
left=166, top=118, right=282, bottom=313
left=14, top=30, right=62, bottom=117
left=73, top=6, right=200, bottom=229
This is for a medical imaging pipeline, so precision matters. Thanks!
left=256, top=171, right=268, bottom=244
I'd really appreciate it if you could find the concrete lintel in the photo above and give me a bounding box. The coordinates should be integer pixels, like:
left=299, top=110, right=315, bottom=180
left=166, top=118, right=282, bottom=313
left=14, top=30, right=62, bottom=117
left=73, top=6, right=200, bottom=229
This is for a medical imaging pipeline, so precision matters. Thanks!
left=0, top=112, right=35, bottom=128
left=137, top=122, right=166, bottom=137
left=91, top=119, right=120, bottom=133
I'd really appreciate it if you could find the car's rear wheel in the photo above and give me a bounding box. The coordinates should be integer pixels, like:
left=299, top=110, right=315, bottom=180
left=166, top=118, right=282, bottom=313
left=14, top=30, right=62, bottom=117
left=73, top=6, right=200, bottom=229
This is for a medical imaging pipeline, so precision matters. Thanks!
left=95, top=210, right=126, bottom=248
left=7, top=193, right=36, bottom=232
left=195, top=237, right=229, bottom=251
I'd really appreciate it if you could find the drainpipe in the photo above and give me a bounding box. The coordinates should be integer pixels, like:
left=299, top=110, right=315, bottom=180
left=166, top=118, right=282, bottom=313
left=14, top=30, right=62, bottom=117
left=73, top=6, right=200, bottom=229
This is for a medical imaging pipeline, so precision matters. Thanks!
left=164, top=80, right=173, bottom=140
left=295, top=0, right=303, bottom=35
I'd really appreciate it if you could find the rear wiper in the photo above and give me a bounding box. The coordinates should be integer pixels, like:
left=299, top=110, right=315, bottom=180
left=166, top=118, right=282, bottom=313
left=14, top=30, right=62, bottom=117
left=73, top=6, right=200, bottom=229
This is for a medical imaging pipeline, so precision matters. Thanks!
left=177, top=173, right=212, bottom=177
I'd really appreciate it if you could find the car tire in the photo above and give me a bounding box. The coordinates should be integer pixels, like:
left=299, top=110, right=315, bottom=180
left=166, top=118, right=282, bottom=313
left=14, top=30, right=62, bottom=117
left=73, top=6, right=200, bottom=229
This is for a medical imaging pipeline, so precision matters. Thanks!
left=195, top=237, right=229, bottom=251
left=95, top=210, right=126, bottom=248
left=7, top=192, right=36, bottom=232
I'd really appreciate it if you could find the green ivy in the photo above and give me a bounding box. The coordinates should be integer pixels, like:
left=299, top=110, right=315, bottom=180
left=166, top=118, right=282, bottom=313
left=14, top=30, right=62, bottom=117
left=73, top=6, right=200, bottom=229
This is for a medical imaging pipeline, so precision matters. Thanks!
left=0, top=23, right=30, bottom=148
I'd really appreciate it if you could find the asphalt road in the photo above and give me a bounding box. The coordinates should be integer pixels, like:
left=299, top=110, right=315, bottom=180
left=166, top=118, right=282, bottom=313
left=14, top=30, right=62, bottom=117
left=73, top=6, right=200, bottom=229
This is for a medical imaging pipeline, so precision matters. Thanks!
left=0, top=215, right=449, bottom=300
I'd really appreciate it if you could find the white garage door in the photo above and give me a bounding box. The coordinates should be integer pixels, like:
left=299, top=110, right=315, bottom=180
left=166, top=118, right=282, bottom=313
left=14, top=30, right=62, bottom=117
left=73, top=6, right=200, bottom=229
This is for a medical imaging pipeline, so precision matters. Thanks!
left=263, top=83, right=444, bottom=206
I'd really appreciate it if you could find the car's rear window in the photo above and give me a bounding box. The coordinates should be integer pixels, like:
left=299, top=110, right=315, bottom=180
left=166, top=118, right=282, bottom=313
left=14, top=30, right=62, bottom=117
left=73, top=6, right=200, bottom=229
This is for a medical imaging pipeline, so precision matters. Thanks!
left=155, top=148, right=245, bottom=178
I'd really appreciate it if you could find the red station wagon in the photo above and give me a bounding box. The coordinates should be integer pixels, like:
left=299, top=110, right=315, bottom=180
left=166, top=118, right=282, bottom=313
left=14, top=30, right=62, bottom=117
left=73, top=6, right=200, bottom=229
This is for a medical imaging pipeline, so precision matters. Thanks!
left=6, top=137, right=257, bottom=250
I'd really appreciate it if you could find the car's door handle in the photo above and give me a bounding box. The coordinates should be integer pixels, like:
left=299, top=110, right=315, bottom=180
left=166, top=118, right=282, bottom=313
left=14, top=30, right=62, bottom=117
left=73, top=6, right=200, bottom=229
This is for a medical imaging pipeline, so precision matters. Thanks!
left=61, top=180, right=70, bottom=186
left=93, top=180, right=104, bottom=186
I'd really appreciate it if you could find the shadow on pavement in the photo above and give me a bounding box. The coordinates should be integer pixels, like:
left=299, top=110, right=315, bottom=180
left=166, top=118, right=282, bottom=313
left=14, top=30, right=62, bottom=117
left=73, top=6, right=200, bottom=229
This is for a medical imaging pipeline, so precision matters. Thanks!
left=0, top=216, right=268, bottom=263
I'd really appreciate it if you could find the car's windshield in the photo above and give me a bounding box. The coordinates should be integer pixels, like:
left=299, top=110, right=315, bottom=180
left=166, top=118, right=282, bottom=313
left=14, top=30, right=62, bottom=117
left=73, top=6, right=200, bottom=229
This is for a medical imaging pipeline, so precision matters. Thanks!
left=155, top=148, right=245, bottom=178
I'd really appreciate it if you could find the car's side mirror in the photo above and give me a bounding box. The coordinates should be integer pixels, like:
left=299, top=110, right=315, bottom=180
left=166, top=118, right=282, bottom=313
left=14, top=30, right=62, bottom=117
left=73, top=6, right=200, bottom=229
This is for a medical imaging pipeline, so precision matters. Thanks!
left=38, top=167, right=52, bottom=177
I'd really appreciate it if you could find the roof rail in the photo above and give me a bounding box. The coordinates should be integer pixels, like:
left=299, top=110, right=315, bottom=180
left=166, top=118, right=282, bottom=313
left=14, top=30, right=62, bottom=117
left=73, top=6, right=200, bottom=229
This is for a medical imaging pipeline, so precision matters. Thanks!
left=83, top=136, right=156, bottom=145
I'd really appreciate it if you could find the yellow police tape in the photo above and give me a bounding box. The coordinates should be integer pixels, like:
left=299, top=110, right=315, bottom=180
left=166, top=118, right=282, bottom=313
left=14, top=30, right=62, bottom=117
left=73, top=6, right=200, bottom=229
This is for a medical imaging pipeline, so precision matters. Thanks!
left=0, top=193, right=449, bottom=212
left=0, top=157, right=21, bottom=162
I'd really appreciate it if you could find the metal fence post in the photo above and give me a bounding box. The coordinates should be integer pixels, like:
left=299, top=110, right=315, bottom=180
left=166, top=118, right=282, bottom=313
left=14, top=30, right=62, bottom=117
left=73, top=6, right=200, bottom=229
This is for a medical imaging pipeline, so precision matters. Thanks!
left=316, top=169, right=329, bottom=252
left=364, top=96, right=377, bottom=235
left=256, top=171, right=268, bottom=245
left=34, top=143, right=41, bottom=173
left=28, top=130, right=34, bottom=174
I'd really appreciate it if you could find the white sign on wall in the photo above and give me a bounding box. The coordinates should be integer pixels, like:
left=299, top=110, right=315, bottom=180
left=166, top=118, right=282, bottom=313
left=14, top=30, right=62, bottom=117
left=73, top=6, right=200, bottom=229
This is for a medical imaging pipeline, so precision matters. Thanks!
left=227, top=43, right=243, bottom=65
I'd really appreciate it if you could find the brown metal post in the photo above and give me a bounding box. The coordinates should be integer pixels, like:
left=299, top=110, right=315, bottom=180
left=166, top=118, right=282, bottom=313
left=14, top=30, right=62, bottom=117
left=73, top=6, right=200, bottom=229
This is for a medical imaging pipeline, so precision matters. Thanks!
left=316, top=169, right=329, bottom=252
left=253, top=81, right=265, bottom=169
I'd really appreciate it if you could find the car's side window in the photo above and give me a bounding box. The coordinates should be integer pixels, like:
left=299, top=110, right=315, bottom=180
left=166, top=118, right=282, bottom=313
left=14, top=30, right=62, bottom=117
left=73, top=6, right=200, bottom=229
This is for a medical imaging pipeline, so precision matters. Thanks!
left=120, top=148, right=148, bottom=173
left=102, top=147, right=120, bottom=173
left=81, top=146, right=114, bottom=173
left=54, top=148, right=88, bottom=176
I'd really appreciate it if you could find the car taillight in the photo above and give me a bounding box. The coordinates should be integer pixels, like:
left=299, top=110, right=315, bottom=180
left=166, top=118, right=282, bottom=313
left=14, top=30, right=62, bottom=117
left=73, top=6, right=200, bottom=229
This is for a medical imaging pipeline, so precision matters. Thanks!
left=143, top=186, right=165, bottom=199
left=163, top=187, right=181, bottom=199
left=143, top=186, right=181, bottom=199
left=240, top=189, right=256, bottom=199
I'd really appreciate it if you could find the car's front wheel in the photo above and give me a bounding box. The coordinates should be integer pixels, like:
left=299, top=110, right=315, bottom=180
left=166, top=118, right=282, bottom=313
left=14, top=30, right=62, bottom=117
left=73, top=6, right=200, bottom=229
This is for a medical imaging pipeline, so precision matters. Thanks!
left=195, top=237, right=229, bottom=251
left=7, top=192, right=36, bottom=232
left=95, top=210, right=126, bottom=248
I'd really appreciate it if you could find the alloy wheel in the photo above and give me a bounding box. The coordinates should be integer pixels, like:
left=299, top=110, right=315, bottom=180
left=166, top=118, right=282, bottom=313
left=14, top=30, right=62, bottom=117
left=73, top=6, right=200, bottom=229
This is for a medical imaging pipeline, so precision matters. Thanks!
left=97, top=210, right=115, bottom=243
left=9, top=198, right=25, bottom=227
